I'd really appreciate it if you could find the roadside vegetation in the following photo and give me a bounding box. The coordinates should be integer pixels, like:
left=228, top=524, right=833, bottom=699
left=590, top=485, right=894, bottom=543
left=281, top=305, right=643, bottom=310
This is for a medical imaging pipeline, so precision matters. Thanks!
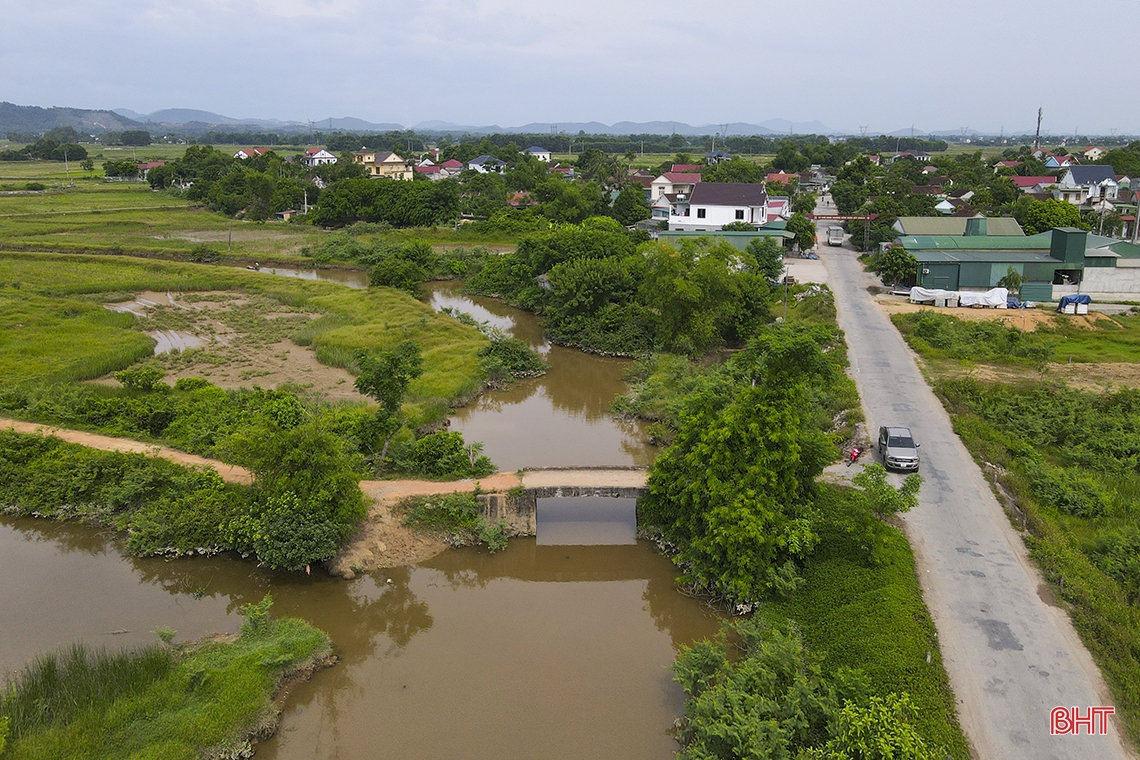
left=893, top=309, right=1140, bottom=745
left=0, top=596, right=331, bottom=760
left=397, top=491, right=509, bottom=552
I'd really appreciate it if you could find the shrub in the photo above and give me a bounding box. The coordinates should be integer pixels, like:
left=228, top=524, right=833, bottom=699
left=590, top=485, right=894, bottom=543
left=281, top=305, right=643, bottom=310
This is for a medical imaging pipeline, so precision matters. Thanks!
left=115, top=367, right=166, bottom=392
left=403, top=431, right=495, bottom=478
left=400, top=491, right=509, bottom=552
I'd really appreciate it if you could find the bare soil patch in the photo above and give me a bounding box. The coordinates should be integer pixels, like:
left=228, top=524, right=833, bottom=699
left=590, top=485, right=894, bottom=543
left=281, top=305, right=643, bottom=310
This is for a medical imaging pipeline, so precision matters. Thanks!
left=873, top=294, right=1104, bottom=331
left=102, top=290, right=366, bottom=402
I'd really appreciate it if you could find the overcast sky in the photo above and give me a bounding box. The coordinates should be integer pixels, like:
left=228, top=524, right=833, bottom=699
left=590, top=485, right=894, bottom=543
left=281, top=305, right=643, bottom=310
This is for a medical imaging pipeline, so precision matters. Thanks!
left=3, top=0, right=1139, bottom=135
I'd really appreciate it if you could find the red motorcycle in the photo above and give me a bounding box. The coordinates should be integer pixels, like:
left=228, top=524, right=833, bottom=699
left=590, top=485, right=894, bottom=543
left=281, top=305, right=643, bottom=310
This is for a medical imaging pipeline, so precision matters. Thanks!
left=847, top=447, right=863, bottom=467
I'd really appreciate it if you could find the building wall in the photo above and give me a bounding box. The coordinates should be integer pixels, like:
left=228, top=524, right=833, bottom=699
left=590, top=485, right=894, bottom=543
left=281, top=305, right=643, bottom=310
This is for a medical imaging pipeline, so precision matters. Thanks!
left=1082, top=267, right=1140, bottom=298
left=669, top=204, right=763, bottom=231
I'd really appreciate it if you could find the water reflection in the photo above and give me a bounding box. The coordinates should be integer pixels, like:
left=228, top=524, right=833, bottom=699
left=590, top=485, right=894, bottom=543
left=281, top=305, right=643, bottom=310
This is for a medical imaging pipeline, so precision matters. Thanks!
left=423, top=282, right=656, bottom=470
left=1, top=516, right=720, bottom=760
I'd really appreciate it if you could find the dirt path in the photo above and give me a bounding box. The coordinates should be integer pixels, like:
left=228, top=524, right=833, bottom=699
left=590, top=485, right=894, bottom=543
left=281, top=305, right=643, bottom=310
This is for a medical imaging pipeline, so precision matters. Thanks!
left=1, top=416, right=649, bottom=577
left=0, top=418, right=252, bottom=484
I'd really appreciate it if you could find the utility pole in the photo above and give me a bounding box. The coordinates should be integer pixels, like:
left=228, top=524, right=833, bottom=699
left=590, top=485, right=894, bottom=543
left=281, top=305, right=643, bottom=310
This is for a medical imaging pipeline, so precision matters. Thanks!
left=1033, top=107, right=1043, bottom=151
left=62, top=148, right=72, bottom=187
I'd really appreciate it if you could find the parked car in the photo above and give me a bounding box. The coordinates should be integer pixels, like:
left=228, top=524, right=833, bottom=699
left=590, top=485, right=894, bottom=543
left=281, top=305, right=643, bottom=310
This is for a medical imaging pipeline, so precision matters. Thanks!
left=877, top=426, right=920, bottom=471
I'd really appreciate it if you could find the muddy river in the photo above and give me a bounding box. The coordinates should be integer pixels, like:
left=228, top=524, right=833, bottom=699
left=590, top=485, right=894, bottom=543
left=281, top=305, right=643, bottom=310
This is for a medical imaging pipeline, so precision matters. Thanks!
left=0, top=517, right=721, bottom=759
left=0, top=266, right=703, bottom=755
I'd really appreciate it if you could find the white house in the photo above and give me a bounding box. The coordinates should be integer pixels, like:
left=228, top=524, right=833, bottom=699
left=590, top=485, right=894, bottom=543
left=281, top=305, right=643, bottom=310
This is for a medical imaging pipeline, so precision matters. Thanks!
left=1083, top=146, right=1107, bottom=162
left=1044, top=154, right=1076, bottom=170
left=303, top=148, right=338, bottom=167
left=1055, top=166, right=1118, bottom=205
left=650, top=172, right=701, bottom=201
left=524, top=146, right=552, bottom=162
left=468, top=155, right=507, bottom=173
left=666, top=182, right=769, bottom=231
left=234, top=147, right=270, bottom=160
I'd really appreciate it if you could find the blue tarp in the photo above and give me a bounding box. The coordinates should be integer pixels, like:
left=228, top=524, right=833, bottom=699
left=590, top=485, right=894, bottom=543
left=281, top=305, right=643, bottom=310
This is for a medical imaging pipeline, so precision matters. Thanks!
left=1007, top=296, right=1023, bottom=309
left=1057, top=294, right=1092, bottom=311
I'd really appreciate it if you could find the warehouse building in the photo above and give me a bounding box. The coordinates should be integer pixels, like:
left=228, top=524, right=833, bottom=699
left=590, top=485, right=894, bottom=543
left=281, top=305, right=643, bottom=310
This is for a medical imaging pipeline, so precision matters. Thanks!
left=900, top=225, right=1140, bottom=302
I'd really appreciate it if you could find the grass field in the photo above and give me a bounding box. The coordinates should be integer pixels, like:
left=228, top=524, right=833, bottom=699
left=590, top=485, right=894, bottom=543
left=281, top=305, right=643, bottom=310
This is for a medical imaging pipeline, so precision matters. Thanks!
left=0, top=159, right=519, bottom=263
left=762, top=485, right=969, bottom=757
left=0, top=610, right=330, bottom=760
left=0, top=253, right=488, bottom=413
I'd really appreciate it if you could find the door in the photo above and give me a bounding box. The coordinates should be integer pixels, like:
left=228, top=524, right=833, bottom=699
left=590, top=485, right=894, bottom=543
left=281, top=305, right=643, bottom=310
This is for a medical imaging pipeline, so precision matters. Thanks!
left=923, top=263, right=959, bottom=290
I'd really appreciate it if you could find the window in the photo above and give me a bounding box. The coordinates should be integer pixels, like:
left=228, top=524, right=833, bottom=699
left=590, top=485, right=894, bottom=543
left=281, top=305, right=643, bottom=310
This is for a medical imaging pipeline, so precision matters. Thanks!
left=697, top=208, right=706, bottom=219
left=735, top=209, right=745, bottom=220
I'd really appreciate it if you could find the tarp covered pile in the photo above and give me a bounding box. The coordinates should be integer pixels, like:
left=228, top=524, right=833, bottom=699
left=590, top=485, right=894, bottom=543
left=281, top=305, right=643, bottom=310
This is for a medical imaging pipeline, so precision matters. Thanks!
left=909, top=287, right=1009, bottom=308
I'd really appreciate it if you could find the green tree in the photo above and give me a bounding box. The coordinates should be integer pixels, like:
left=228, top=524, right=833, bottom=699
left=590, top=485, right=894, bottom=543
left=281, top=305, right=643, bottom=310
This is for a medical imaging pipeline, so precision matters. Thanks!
left=641, top=327, right=837, bottom=602
left=786, top=212, right=816, bottom=251
left=747, top=237, right=785, bottom=280
left=772, top=140, right=811, bottom=173
left=1013, top=197, right=1086, bottom=235
left=610, top=184, right=651, bottom=225
left=830, top=179, right=868, bottom=214
left=120, top=130, right=152, bottom=146
left=997, top=266, right=1023, bottom=295
left=253, top=492, right=343, bottom=571
left=721, top=221, right=756, bottom=231
left=354, top=341, right=424, bottom=463
left=870, top=245, right=918, bottom=286
left=852, top=463, right=922, bottom=519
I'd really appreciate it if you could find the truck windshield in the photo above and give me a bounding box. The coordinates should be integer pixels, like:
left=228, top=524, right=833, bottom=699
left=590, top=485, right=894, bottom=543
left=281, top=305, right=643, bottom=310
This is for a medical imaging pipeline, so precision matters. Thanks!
left=888, top=436, right=914, bottom=448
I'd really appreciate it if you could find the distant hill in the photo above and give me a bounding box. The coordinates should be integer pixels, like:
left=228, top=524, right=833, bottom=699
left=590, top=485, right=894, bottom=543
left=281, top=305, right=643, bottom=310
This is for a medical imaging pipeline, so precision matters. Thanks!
left=0, top=102, right=144, bottom=135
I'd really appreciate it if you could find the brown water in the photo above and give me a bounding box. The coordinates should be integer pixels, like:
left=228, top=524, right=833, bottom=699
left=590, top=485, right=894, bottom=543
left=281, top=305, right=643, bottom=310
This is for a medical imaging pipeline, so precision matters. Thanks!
left=425, top=281, right=656, bottom=470
left=0, top=517, right=721, bottom=759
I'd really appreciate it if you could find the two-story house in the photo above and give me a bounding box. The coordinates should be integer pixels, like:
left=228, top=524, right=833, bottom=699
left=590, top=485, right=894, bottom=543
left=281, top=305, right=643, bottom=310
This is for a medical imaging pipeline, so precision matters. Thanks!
left=524, top=146, right=551, bottom=162
left=1055, top=165, right=1118, bottom=205
left=303, top=148, right=338, bottom=167
left=468, top=155, right=507, bottom=173
left=665, top=182, right=769, bottom=231
left=353, top=150, right=412, bottom=180
left=650, top=172, right=702, bottom=201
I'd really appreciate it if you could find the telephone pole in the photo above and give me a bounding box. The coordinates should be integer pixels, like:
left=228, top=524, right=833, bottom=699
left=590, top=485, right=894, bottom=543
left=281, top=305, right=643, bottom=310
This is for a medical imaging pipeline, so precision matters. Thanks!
left=1033, top=107, right=1043, bottom=151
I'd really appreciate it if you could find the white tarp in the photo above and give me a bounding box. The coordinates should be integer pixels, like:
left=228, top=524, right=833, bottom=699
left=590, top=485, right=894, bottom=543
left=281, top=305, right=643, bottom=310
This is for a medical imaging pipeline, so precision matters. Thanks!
left=909, top=287, right=957, bottom=303
left=958, top=287, right=1008, bottom=308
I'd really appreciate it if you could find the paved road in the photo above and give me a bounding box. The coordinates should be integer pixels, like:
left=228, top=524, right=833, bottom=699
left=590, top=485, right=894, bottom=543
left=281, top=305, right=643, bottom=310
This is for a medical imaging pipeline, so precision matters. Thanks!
left=815, top=220, right=1130, bottom=758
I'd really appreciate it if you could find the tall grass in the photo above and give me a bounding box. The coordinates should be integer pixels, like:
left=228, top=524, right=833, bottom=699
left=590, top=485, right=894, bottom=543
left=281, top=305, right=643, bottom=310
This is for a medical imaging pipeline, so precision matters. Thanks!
left=0, top=644, right=174, bottom=745
left=0, top=616, right=332, bottom=760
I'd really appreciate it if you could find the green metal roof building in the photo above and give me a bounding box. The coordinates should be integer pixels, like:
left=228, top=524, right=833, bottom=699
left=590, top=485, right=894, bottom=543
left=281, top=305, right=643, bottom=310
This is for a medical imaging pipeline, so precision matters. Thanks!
left=898, top=227, right=1140, bottom=301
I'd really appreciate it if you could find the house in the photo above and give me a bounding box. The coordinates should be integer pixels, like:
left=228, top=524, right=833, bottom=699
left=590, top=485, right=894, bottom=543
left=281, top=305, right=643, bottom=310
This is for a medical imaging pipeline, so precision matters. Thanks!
left=276, top=209, right=302, bottom=221
left=524, top=146, right=551, bottom=162
left=136, top=161, right=164, bottom=179
left=891, top=150, right=932, bottom=163
left=1044, top=154, right=1076, bottom=170
left=440, top=158, right=464, bottom=173
left=303, top=148, right=337, bottom=167
left=352, top=149, right=413, bottom=180
left=671, top=163, right=702, bottom=173
left=704, top=150, right=732, bottom=164
left=650, top=172, right=702, bottom=201
left=233, top=148, right=270, bottom=160
left=1084, top=146, right=1107, bottom=162
left=507, top=192, right=537, bottom=207
left=550, top=165, right=576, bottom=179
left=414, top=164, right=448, bottom=180
left=922, top=165, right=940, bottom=175
left=665, top=182, right=769, bottom=232
left=766, top=172, right=797, bottom=185
left=994, top=160, right=1022, bottom=173
left=765, top=196, right=791, bottom=222
left=867, top=155, right=881, bottom=166
left=468, top=155, right=507, bottom=173
left=1055, top=165, right=1119, bottom=205
left=892, top=216, right=1024, bottom=237
left=1010, top=176, right=1060, bottom=194
left=935, top=199, right=956, bottom=214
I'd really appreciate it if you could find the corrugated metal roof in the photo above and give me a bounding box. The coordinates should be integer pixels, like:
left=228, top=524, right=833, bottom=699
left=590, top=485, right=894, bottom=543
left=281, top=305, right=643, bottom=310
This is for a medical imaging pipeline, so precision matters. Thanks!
left=911, top=249, right=1060, bottom=263
left=901, top=232, right=1053, bottom=251
left=895, top=217, right=1025, bottom=236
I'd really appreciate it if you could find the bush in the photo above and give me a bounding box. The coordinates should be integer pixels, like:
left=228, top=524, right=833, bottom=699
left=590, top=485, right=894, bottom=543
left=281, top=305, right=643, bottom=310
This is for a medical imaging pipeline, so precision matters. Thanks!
left=400, top=491, right=509, bottom=551
left=115, top=367, right=166, bottom=392
left=478, top=336, right=547, bottom=383
left=401, top=431, right=495, bottom=478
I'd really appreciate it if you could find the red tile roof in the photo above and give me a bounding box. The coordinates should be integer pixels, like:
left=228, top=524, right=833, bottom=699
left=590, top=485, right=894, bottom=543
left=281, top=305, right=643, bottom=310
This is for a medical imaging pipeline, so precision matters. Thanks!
left=1010, top=176, right=1058, bottom=188
left=661, top=172, right=702, bottom=183
left=671, top=164, right=701, bottom=173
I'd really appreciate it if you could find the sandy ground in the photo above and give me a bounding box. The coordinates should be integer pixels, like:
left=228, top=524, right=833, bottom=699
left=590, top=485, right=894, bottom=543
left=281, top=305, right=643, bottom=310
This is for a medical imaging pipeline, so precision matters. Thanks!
left=873, top=293, right=1107, bottom=331
left=102, top=291, right=366, bottom=402
left=782, top=254, right=831, bottom=287
left=0, top=418, right=252, bottom=484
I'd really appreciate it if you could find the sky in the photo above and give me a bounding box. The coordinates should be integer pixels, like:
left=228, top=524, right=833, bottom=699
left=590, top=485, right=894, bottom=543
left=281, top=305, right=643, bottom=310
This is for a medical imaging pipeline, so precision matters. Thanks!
left=3, top=0, right=1140, bottom=135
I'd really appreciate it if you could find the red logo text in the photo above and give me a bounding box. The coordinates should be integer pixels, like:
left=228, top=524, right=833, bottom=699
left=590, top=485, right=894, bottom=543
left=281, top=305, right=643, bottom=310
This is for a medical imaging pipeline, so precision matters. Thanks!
left=1051, top=706, right=1115, bottom=736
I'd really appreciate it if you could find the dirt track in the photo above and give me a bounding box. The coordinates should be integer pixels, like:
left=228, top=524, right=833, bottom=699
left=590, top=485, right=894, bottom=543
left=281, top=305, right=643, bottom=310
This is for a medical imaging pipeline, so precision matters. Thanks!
left=0, top=418, right=252, bottom=484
